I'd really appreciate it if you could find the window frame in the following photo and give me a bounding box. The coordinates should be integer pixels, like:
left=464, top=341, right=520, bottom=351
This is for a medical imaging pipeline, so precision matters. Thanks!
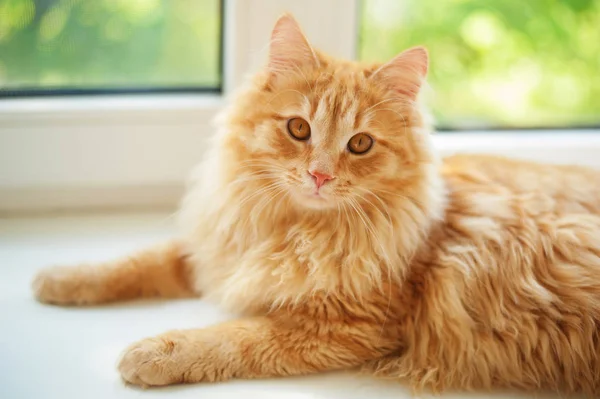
left=0, top=0, right=598, bottom=214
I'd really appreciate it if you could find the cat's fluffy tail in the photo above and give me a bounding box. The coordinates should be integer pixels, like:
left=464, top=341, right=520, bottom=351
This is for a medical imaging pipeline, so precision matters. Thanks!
left=32, top=240, right=196, bottom=306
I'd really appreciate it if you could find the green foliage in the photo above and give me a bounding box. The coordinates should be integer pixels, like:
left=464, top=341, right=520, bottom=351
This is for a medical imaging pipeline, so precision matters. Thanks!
left=0, top=0, right=220, bottom=89
left=360, top=0, right=600, bottom=128
left=1, top=0, right=597, bottom=128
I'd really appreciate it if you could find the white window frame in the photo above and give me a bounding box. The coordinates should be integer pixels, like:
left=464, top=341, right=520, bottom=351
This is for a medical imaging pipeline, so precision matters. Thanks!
left=0, top=0, right=598, bottom=213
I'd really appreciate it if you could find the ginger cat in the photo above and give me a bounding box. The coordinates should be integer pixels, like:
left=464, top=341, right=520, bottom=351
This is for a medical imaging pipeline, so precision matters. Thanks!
left=33, top=14, right=600, bottom=395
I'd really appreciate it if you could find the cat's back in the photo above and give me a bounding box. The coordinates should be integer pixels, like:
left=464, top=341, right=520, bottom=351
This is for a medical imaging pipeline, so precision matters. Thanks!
left=441, top=154, right=600, bottom=214
left=435, top=154, right=600, bottom=309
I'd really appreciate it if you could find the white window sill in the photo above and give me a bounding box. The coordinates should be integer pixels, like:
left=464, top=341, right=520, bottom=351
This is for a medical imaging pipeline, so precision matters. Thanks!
left=434, top=130, right=600, bottom=168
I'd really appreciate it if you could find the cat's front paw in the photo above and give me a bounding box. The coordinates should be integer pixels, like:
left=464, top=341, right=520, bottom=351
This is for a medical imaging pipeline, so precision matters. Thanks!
left=32, top=266, right=90, bottom=305
left=118, top=336, right=184, bottom=387
left=118, top=331, right=234, bottom=387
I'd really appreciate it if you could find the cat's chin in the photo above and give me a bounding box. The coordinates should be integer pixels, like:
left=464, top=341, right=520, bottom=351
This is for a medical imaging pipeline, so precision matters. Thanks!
left=293, top=192, right=337, bottom=210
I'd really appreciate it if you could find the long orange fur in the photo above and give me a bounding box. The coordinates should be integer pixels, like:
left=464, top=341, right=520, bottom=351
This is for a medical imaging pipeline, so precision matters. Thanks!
left=32, top=14, right=600, bottom=395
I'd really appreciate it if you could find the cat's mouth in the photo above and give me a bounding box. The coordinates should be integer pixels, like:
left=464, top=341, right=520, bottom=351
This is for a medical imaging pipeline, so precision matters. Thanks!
left=295, top=189, right=336, bottom=209
left=287, top=176, right=338, bottom=209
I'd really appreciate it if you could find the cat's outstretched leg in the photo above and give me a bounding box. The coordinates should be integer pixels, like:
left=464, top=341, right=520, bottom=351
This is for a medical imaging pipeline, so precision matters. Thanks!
left=32, top=240, right=196, bottom=305
left=118, top=309, right=397, bottom=387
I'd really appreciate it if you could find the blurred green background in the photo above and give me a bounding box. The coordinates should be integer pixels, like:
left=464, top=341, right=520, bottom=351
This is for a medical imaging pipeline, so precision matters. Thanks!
left=0, top=0, right=221, bottom=90
left=1, top=0, right=599, bottom=129
left=360, top=0, right=600, bottom=128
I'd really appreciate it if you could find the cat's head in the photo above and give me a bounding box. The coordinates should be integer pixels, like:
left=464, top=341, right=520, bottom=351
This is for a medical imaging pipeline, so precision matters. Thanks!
left=223, top=14, right=436, bottom=213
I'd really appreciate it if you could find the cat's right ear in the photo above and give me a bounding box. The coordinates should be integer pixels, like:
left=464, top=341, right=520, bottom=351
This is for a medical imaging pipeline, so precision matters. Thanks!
left=268, top=14, right=319, bottom=75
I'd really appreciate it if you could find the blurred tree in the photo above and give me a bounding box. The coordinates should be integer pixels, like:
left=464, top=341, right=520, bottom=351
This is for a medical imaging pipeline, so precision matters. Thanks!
left=0, top=0, right=221, bottom=90
left=360, top=0, right=600, bottom=128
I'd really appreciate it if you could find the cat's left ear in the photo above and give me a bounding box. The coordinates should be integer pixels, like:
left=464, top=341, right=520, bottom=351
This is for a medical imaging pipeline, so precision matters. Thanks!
left=268, top=14, right=319, bottom=75
left=370, top=46, right=429, bottom=100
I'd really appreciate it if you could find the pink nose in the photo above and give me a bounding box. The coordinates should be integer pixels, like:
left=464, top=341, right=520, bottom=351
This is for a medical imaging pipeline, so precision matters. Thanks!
left=309, top=170, right=334, bottom=189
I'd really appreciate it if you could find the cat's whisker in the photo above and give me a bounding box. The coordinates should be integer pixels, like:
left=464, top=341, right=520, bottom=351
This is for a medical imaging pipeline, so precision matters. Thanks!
left=228, top=166, right=297, bottom=188
left=354, top=197, right=393, bottom=238
left=228, top=174, right=278, bottom=188
left=346, top=198, right=391, bottom=268
left=235, top=161, right=297, bottom=179
left=231, top=170, right=278, bottom=179
left=236, top=181, right=287, bottom=210
left=363, top=97, right=406, bottom=114
left=291, top=63, right=315, bottom=93
left=354, top=187, right=395, bottom=236
left=265, top=88, right=310, bottom=109
left=235, top=161, right=289, bottom=172
left=340, top=201, right=358, bottom=256
left=241, top=180, right=287, bottom=207
left=252, top=186, right=286, bottom=228
left=241, top=184, right=288, bottom=238
left=372, top=188, right=428, bottom=211
left=376, top=107, right=410, bottom=136
left=235, top=161, right=279, bottom=169
left=368, top=119, right=389, bottom=134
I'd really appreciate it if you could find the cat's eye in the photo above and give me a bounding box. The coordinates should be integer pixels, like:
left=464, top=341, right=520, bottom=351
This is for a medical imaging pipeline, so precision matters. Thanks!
left=347, top=133, right=374, bottom=154
left=287, top=117, right=311, bottom=141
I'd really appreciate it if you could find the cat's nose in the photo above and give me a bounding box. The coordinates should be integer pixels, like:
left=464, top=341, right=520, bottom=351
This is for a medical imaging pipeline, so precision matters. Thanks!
left=309, top=170, right=334, bottom=189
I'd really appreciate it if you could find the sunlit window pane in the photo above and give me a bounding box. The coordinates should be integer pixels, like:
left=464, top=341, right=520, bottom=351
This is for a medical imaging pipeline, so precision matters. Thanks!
left=359, top=0, right=600, bottom=129
left=0, top=0, right=222, bottom=94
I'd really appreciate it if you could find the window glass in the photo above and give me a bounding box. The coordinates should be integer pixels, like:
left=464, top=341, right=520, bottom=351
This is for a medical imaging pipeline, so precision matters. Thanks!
left=359, top=0, right=600, bottom=129
left=0, top=0, right=222, bottom=95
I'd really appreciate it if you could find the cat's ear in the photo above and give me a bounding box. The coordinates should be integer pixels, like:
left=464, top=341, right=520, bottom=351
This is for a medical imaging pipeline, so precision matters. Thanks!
left=370, top=46, right=428, bottom=100
left=268, top=14, right=319, bottom=74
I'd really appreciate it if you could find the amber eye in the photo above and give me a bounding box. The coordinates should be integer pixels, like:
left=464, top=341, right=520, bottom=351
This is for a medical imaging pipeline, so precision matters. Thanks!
left=287, top=117, right=311, bottom=141
left=347, top=133, right=374, bottom=154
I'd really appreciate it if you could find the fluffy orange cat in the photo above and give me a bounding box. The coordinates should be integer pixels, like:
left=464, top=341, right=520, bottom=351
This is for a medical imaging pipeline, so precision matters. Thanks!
left=33, top=14, right=600, bottom=395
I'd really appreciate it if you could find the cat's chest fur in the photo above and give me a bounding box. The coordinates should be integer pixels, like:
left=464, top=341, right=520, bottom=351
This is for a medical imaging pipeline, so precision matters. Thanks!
left=181, top=196, right=397, bottom=314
